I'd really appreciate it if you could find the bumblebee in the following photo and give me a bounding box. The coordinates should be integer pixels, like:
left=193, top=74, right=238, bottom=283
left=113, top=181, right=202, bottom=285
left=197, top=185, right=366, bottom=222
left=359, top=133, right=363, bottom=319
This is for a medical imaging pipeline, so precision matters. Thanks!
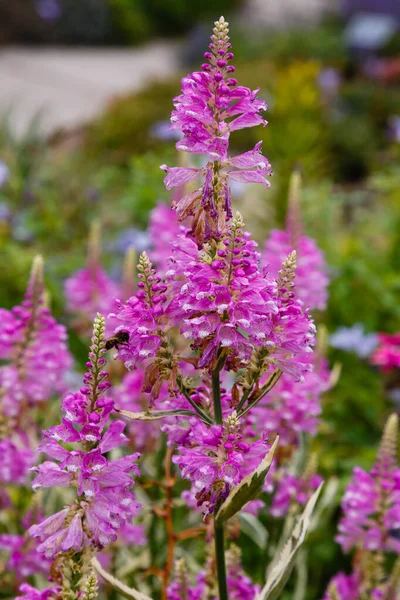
left=105, top=331, right=130, bottom=351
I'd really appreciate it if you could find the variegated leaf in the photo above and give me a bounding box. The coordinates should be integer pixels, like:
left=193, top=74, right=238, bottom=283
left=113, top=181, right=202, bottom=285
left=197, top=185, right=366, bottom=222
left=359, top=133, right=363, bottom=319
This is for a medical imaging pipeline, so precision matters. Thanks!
left=92, top=557, right=153, bottom=600
left=257, top=483, right=323, bottom=600
left=215, top=436, right=279, bottom=524
left=117, top=408, right=196, bottom=421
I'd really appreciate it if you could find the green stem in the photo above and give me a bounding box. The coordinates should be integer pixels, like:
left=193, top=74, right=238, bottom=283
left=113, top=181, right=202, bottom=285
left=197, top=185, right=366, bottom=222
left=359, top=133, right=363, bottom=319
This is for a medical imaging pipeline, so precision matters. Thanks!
left=212, top=369, right=223, bottom=425
left=178, top=378, right=213, bottom=425
left=212, top=362, right=228, bottom=599
left=214, top=520, right=229, bottom=600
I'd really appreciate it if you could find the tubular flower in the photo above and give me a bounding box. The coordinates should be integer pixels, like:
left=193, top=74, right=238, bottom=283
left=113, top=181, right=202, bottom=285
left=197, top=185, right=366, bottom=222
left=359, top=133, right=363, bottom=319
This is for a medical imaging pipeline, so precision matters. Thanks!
left=29, top=315, right=140, bottom=558
left=172, top=412, right=270, bottom=516
left=161, top=17, right=271, bottom=244
left=263, top=172, right=329, bottom=311
left=336, top=414, right=400, bottom=554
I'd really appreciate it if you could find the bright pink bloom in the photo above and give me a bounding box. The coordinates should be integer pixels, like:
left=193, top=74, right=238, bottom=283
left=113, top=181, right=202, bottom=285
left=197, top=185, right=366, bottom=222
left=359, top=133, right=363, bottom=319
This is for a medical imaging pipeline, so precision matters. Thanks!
left=371, top=333, right=400, bottom=371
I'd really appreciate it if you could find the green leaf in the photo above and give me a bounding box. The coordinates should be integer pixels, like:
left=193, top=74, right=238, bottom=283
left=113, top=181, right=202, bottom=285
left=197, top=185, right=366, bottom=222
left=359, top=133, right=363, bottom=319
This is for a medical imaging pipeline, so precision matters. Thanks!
left=116, top=408, right=197, bottom=421
left=239, top=512, right=269, bottom=549
left=92, top=557, right=153, bottom=600
left=257, top=483, right=323, bottom=600
left=215, top=436, right=279, bottom=524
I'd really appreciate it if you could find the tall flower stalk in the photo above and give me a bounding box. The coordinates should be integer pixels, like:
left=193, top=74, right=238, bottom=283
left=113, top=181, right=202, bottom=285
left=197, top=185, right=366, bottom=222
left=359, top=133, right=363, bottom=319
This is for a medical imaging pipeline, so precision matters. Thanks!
left=112, top=16, right=315, bottom=599
left=28, top=315, right=140, bottom=598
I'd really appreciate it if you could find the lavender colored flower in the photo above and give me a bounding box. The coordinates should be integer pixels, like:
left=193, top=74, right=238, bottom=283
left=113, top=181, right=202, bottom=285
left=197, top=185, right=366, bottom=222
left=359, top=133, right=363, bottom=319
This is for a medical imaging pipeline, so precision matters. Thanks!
left=330, top=324, right=378, bottom=358
left=35, top=0, right=61, bottom=21
left=0, top=160, right=9, bottom=188
left=0, top=256, right=72, bottom=419
left=336, top=414, right=400, bottom=554
left=29, top=315, right=140, bottom=558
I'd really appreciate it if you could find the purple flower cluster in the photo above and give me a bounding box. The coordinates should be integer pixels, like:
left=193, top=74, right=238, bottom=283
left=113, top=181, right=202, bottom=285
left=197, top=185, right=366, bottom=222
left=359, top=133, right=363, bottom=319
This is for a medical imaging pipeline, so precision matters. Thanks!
left=324, top=414, right=400, bottom=599
left=264, top=230, right=329, bottom=311
left=0, top=257, right=71, bottom=418
left=263, top=172, right=329, bottom=311
left=168, top=546, right=260, bottom=600
left=173, top=412, right=269, bottom=515
left=65, top=265, right=120, bottom=329
left=29, top=315, right=140, bottom=558
left=166, top=217, right=314, bottom=376
left=270, top=471, right=323, bottom=517
left=161, top=16, right=270, bottom=244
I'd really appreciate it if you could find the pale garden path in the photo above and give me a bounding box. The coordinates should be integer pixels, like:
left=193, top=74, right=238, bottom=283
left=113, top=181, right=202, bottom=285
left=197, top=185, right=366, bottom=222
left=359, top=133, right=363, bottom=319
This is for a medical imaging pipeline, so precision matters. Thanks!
left=0, top=40, right=180, bottom=136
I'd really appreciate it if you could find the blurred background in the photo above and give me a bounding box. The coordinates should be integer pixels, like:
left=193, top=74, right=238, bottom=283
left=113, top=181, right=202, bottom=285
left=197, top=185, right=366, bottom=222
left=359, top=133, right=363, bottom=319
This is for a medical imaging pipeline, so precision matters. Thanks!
left=0, top=1, right=399, bottom=597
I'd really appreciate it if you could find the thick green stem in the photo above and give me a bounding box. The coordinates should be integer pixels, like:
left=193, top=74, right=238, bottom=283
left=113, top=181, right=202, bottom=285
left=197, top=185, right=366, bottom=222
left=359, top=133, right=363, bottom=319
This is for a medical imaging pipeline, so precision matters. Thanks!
left=212, top=369, right=223, bottom=425
left=212, top=364, right=228, bottom=599
left=214, top=520, right=229, bottom=600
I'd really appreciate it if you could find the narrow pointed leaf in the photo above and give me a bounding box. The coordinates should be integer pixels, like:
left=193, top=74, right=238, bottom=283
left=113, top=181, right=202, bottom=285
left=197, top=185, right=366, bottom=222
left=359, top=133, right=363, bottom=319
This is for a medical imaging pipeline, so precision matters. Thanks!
left=117, top=409, right=197, bottom=421
left=257, top=483, right=323, bottom=600
left=92, top=557, right=153, bottom=600
left=215, top=436, right=279, bottom=524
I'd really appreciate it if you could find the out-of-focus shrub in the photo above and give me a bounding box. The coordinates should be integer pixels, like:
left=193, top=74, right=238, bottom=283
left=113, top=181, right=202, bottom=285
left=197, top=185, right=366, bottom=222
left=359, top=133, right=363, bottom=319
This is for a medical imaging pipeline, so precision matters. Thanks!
left=85, top=79, right=181, bottom=162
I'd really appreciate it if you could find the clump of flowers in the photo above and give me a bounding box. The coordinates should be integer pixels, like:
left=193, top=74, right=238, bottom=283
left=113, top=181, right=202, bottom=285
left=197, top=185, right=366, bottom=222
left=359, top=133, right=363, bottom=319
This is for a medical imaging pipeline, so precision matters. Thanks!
left=28, top=315, right=140, bottom=596
left=324, top=413, right=400, bottom=599
left=263, top=171, right=329, bottom=311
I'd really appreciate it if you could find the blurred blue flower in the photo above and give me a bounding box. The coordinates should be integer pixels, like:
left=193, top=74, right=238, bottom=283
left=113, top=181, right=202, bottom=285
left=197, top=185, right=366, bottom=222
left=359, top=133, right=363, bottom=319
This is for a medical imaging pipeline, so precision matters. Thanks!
left=36, top=0, right=62, bottom=21
left=329, top=324, right=378, bottom=358
left=0, top=160, right=9, bottom=188
left=149, top=121, right=182, bottom=142
left=0, top=201, right=11, bottom=222
left=318, top=68, right=341, bottom=97
left=109, top=228, right=150, bottom=255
